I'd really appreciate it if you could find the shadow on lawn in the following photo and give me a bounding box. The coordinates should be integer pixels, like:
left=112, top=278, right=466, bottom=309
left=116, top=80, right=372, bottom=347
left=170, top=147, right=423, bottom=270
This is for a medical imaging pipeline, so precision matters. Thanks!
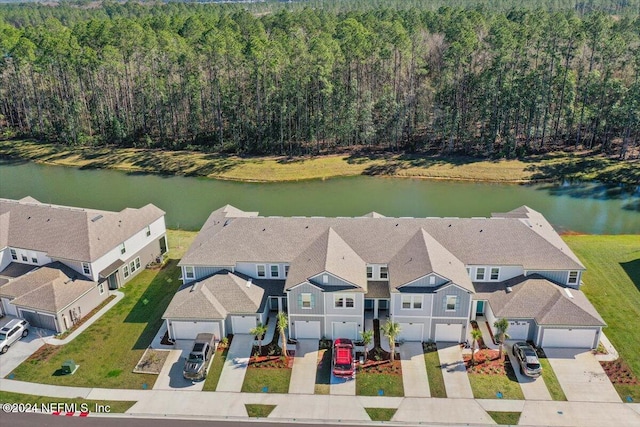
left=620, top=259, right=640, bottom=294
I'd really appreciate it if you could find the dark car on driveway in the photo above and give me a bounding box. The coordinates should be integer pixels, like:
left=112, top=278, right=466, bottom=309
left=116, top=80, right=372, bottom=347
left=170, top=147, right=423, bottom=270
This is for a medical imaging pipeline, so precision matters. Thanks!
left=512, top=342, right=542, bottom=377
left=332, top=338, right=355, bottom=379
left=183, top=333, right=215, bottom=381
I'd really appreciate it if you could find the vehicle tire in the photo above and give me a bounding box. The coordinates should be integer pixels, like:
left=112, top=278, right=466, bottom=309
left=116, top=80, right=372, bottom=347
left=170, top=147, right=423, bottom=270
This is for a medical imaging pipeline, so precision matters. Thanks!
left=22, top=329, right=29, bottom=338
left=1, top=345, right=8, bottom=354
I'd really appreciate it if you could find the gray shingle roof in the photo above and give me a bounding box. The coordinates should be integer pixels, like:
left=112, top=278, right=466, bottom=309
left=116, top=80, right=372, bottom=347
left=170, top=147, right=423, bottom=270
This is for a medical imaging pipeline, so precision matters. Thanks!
left=365, top=281, right=391, bottom=298
left=0, top=197, right=165, bottom=262
left=474, top=275, right=605, bottom=326
left=0, top=262, right=95, bottom=313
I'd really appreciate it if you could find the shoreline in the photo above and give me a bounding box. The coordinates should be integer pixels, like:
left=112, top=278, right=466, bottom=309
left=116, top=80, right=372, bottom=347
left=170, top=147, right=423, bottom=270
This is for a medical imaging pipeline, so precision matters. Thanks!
left=1, top=140, right=637, bottom=185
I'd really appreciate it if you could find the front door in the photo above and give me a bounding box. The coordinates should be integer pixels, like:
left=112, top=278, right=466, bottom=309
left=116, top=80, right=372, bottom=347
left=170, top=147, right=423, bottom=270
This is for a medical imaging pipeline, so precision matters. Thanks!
left=107, top=272, right=119, bottom=290
left=476, top=300, right=485, bottom=315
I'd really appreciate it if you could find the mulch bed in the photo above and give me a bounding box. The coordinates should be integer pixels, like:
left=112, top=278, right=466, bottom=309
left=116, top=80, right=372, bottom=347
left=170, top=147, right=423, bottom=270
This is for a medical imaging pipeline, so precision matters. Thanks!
left=600, top=359, right=640, bottom=385
left=248, top=355, right=293, bottom=369
left=133, top=349, right=170, bottom=374
left=465, top=349, right=508, bottom=375
left=470, top=320, right=488, bottom=349
left=358, top=359, right=402, bottom=375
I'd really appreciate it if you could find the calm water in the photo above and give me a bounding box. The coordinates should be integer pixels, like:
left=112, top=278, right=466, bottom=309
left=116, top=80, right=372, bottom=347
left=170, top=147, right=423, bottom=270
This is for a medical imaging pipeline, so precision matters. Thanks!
left=1, top=161, right=638, bottom=234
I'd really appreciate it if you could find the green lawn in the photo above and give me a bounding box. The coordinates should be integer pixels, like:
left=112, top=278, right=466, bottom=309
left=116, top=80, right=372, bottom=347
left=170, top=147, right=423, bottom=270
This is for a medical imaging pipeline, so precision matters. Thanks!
left=365, top=407, right=397, bottom=421
left=0, top=391, right=135, bottom=414
left=8, top=230, right=196, bottom=389
left=202, top=345, right=229, bottom=391
left=487, top=411, right=521, bottom=425
left=314, top=348, right=332, bottom=395
left=423, top=346, right=447, bottom=398
left=539, top=357, right=567, bottom=401
left=241, top=368, right=292, bottom=394
left=245, top=404, right=276, bottom=417
left=563, top=235, right=640, bottom=397
left=468, top=364, right=525, bottom=400
left=356, top=371, right=404, bottom=397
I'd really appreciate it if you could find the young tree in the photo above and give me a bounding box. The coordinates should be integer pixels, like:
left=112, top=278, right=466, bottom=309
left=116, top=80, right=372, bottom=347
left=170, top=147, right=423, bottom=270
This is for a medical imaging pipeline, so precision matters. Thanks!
left=360, top=329, right=373, bottom=361
left=380, top=320, right=401, bottom=362
left=493, top=318, right=510, bottom=360
left=277, top=311, right=288, bottom=353
left=470, top=328, right=483, bottom=365
left=249, top=322, right=268, bottom=356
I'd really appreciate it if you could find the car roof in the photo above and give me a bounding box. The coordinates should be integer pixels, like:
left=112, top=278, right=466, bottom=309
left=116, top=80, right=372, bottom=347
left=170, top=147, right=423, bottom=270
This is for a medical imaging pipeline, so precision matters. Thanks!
left=1, top=319, right=25, bottom=330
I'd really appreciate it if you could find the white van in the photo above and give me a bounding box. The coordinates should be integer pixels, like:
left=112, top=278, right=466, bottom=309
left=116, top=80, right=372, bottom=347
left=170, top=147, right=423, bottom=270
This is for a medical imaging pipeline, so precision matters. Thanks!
left=0, top=319, right=30, bottom=354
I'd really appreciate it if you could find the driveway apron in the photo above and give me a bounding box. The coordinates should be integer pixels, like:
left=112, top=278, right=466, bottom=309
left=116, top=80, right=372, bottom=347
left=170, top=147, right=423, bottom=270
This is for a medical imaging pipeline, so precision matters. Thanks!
left=289, top=339, right=319, bottom=394
left=505, top=342, right=551, bottom=400
left=216, top=334, right=254, bottom=392
left=330, top=373, right=356, bottom=395
left=153, top=343, right=206, bottom=391
left=544, top=348, right=620, bottom=402
left=436, top=343, right=473, bottom=398
left=398, top=342, right=430, bottom=397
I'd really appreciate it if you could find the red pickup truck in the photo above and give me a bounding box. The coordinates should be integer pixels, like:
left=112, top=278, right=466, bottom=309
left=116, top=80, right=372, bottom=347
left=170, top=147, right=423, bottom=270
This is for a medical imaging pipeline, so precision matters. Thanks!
left=332, top=338, right=355, bottom=378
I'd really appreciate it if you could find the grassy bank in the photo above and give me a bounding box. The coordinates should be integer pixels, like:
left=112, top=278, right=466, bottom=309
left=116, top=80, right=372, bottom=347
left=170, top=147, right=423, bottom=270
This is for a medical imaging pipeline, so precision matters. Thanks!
left=1, top=139, right=637, bottom=184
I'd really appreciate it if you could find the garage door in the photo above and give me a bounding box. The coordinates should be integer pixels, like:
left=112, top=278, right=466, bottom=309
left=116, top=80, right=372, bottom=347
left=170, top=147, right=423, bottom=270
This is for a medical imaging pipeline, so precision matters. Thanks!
left=542, top=328, right=597, bottom=348
left=2, top=299, right=17, bottom=317
left=232, top=316, right=257, bottom=334
left=508, top=320, right=530, bottom=340
left=332, top=322, right=358, bottom=340
left=435, top=323, right=463, bottom=342
left=171, top=321, right=221, bottom=340
left=19, top=310, right=57, bottom=332
left=295, top=321, right=321, bottom=339
left=398, top=323, right=423, bottom=341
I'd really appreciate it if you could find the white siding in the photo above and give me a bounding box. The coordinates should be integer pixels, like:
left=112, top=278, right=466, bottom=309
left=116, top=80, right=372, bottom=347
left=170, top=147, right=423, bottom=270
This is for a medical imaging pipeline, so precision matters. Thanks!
left=235, top=262, right=289, bottom=279
left=0, top=249, right=12, bottom=272
left=3, top=248, right=51, bottom=268
left=468, top=265, right=523, bottom=282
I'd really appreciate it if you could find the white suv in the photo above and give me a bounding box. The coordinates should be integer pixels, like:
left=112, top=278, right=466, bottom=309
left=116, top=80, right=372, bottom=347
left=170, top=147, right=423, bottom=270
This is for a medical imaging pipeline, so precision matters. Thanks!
left=0, top=319, right=30, bottom=354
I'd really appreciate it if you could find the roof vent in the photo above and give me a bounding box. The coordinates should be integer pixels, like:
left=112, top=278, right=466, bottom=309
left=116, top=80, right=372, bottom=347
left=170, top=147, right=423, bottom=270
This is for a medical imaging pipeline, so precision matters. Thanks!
left=91, top=214, right=103, bottom=222
left=564, top=288, right=574, bottom=298
left=246, top=279, right=252, bottom=288
left=223, top=219, right=230, bottom=227
left=506, top=286, right=513, bottom=293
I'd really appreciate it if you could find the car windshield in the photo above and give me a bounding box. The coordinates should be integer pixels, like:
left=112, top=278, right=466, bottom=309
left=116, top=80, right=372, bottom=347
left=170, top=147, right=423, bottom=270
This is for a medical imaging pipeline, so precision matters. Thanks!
left=335, top=363, right=352, bottom=370
left=0, top=333, right=6, bottom=341
left=188, top=353, right=203, bottom=362
left=527, top=363, right=541, bottom=370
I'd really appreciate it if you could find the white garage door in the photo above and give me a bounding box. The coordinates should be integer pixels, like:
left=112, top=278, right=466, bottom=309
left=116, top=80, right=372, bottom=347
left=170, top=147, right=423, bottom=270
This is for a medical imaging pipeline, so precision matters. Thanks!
left=542, top=328, right=597, bottom=348
left=435, top=324, right=463, bottom=342
left=398, top=323, right=423, bottom=341
left=295, top=321, right=321, bottom=339
left=508, top=320, right=530, bottom=340
left=232, top=316, right=257, bottom=334
left=171, top=321, right=221, bottom=340
left=2, top=299, right=17, bottom=317
left=332, top=322, right=358, bottom=340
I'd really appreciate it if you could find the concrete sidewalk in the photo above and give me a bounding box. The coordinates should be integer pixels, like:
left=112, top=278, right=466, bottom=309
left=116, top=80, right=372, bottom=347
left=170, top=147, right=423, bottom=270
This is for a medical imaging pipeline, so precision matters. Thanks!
left=398, top=342, right=430, bottom=397
left=437, top=342, right=473, bottom=398
left=288, top=339, right=318, bottom=394
left=505, top=342, right=551, bottom=400
left=215, top=334, right=253, bottom=392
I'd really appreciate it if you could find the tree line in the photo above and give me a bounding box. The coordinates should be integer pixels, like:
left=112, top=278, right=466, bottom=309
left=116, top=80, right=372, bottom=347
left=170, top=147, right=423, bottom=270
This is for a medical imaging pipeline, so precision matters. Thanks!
left=1, top=2, right=638, bottom=158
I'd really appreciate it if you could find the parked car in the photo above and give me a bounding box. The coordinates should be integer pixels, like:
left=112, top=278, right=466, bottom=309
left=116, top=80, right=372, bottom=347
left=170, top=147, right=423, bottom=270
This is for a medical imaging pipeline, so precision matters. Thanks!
left=332, top=338, right=355, bottom=378
left=0, top=319, right=30, bottom=354
left=512, top=342, right=542, bottom=377
left=183, top=333, right=215, bottom=381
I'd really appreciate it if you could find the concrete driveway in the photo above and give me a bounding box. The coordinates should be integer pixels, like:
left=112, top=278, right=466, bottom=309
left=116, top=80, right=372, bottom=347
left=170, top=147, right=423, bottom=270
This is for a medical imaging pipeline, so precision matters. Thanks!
left=216, top=334, right=254, bottom=392
left=545, top=347, right=620, bottom=402
left=437, top=342, right=473, bottom=398
left=0, top=318, right=52, bottom=378
left=505, top=342, right=551, bottom=400
left=289, top=339, right=319, bottom=394
left=153, top=340, right=208, bottom=391
left=398, top=342, right=430, bottom=397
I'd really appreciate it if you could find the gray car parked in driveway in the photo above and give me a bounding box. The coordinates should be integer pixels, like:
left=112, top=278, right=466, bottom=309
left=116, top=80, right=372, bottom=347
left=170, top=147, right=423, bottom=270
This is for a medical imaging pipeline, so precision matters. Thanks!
left=183, top=333, right=215, bottom=381
left=512, top=342, right=542, bottom=377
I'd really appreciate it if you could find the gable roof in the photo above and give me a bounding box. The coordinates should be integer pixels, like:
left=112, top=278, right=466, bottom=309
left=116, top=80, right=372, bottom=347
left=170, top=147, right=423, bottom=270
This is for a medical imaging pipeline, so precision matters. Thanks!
left=0, top=262, right=95, bottom=313
left=474, top=275, right=605, bottom=326
left=0, top=197, right=165, bottom=262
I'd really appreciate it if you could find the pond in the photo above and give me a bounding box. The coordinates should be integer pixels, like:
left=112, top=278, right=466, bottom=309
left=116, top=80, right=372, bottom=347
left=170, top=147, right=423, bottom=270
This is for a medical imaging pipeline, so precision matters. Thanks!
left=1, top=161, right=638, bottom=234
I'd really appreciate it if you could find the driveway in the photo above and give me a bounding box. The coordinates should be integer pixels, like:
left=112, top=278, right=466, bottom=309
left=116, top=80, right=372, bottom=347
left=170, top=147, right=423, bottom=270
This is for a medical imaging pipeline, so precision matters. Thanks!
left=153, top=340, right=207, bottom=391
left=289, top=339, right=319, bottom=394
left=216, top=334, right=254, bottom=392
left=437, top=342, right=473, bottom=398
left=0, top=318, right=53, bottom=378
left=545, top=348, right=620, bottom=402
left=398, top=342, right=430, bottom=397
left=505, top=342, right=551, bottom=400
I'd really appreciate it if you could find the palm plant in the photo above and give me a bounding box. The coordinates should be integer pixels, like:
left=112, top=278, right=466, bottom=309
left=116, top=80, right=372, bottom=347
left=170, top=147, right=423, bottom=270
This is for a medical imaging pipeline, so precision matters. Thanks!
left=277, top=311, right=288, bottom=353
left=249, top=322, right=268, bottom=355
left=360, top=329, right=373, bottom=361
left=380, top=320, right=401, bottom=362
left=470, top=328, right=483, bottom=365
left=493, top=318, right=510, bottom=359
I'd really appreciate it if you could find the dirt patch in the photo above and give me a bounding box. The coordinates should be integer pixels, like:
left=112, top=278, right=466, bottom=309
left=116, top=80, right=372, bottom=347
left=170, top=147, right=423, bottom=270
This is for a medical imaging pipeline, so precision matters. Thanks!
left=23, top=344, right=61, bottom=364
left=133, top=349, right=170, bottom=374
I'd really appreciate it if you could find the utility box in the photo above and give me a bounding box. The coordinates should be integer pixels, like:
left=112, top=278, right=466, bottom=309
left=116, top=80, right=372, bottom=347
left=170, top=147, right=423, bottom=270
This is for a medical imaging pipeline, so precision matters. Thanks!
left=61, top=360, right=77, bottom=375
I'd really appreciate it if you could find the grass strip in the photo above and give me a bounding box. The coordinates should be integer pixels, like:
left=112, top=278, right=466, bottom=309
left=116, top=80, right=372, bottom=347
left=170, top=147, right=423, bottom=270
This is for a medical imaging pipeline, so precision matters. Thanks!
left=423, top=346, right=447, bottom=398
left=487, top=411, right=521, bottom=425
left=365, top=407, right=397, bottom=421
left=0, top=390, right=135, bottom=414
left=245, top=404, right=276, bottom=418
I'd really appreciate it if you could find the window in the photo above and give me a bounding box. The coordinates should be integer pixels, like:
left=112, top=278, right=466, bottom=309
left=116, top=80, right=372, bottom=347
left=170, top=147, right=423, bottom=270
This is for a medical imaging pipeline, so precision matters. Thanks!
left=402, top=295, right=422, bottom=309
left=334, top=295, right=355, bottom=308
left=31, top=256, right=38, bottom=264
left=130, top=260, right=136, bottom=273
left=270, top=265, right=279, bottom=278
left=429, top=276, right=436, bottom=285
left=185, top=266, right=194, bottom=279
left=257, top=265, right=266, bottom=277
left=322, top=274, right=328, bottom=284
left=568, top=271, right=578, bottom=285
left=380, top=266, right=388, bottom=279
left=98, top=283, right=105, bottom=295
left=284, top=265, right=289, bottom=277
left=135, top=257, right=141, bottom=269
left=490, top=267, right=500, bottom=281
left=445, top=295, right=457, bottom=311
left=21, top=254, right=28, bottom=262
left=475, top=267, right=486, bottom=281
left=146, top=226, right=151, bottom=237
left=123, top=265, right=130, bottom=278
left=300, top=293, right=312, bottom=309
left=120, top=243, right=126, bottom=255
left=366, top=266, right=373, bottom=279
left=82, top=262, right=91, bottom=275
left=10, top=249, right=17, bottom=260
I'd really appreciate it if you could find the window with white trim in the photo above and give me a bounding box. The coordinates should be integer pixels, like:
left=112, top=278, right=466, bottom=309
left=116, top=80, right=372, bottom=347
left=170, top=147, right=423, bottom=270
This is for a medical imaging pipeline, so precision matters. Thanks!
left=82, top=262, right=91, bottom=275
left=300, top=293, right=312, bottom=309
left=257, top=265, right=266, bottom=277
left=123, top=265, right=130, bottom=278
left=475, top=267, right=486, bottom=281
left=445, top=295, right=457, bottom=311
left=185, top=266, right=194, bottom=280
left=322, top=274, right=328, bottom=284
left=490, top=267, right=500, bottom=281
left=334, top=294, right=355, bottom=308
left=98, top=283, right=105, bottom=295
left=31, top=255, right=38, bottom=264
left=146, top=225, right=151, bottom=237
left=366, top=266, right=373, bottom=279
left=21, top=254, right=28, bottom=262
left=135, top=257, right=141, bottom=269
left=120, top=243, right=126, bottom=255
left=380, top=266, right=388, bottom=279
left=10, top=249, right=17, bottom=260
left=284, top=265, right=289, bottom=277
left=270, top=265, right=279, bottom=278
left=130, top=260, right=136, bottom=273
left=568, top=271, right=578, bottom=285
left=429, top=276, right=436, bottom=285
left=402, top=295, right=422, bottom=309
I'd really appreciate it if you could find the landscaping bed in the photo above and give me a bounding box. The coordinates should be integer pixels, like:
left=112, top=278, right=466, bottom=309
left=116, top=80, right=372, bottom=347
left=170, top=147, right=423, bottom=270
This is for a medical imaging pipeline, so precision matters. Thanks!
left=465, top=349, right=524, bottom=400
left=601, top=359, right=640, bottom=402
left=133, top=349, right=170, bottom=374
